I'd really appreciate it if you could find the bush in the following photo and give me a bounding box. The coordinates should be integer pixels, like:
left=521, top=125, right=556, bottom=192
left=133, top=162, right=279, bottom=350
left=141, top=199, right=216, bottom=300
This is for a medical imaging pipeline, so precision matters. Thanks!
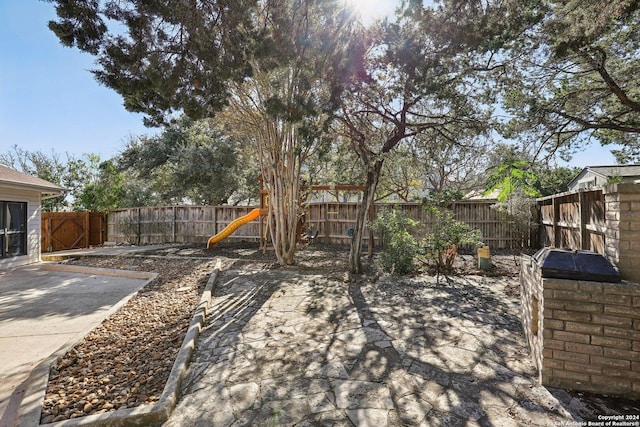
left=491, top=189, right=536, bottom=249
left=370, top=209, right=419, bottom=275
left=420, top=207, right=484, bottom=272
left=370, top=206, right=484, bottom=275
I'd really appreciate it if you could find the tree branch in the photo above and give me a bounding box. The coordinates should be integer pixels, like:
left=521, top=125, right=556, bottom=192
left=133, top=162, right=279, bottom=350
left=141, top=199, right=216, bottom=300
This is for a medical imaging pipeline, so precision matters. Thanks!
left=576, top=47, right=640, bottom=113
left=550, top=108, right=640, bottom=134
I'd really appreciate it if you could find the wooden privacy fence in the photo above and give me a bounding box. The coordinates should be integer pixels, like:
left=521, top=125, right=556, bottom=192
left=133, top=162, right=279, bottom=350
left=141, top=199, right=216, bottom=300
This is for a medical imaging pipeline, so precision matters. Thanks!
left=537, top=189, right=606, bottom=254
left=41, top=211, right=107, bottom=252
left=107, top=201, right=527, bottom=248
left=536, top=183, right=640, bottom=284
left=108, top=206, right=258, bottom=245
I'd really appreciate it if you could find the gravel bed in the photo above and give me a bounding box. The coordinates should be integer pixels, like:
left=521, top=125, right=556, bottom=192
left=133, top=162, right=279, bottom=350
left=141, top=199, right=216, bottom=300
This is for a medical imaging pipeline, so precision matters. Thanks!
left=40, top=256, right=217, bottom=423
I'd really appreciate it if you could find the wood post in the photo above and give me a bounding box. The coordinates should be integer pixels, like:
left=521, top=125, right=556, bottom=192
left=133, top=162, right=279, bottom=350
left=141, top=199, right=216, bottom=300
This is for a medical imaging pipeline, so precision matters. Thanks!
left=172, top=206, right=177, bottom=243
left=552, top=196, right=560, bottom=248
left=83, top=211, right=90, bottom=248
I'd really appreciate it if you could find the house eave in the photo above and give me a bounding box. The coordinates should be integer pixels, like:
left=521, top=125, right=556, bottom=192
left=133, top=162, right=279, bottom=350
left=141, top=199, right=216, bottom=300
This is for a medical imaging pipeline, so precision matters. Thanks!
left=0, top=181, right=65, bottom=197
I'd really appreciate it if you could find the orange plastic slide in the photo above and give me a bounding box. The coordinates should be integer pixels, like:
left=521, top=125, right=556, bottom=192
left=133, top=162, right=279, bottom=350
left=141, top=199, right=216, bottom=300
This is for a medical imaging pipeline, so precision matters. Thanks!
left=207, top=208, right=261, bottom=248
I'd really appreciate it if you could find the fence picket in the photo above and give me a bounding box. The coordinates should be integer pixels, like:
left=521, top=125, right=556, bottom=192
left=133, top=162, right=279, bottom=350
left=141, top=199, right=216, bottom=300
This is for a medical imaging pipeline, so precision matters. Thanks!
left=106, top=201, right=527, bottom=248
left=537, top=189, right=605, bottom=254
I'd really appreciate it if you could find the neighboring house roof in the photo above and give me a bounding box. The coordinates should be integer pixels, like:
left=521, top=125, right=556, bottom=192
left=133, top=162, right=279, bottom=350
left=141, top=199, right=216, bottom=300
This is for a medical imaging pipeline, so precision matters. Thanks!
left=582, top=165, right=640, bottom=179
left=567, top=165, right=640, bottom=190
left=0, top=165, right=65, bottom=197
left=464, top=188, right=500, bottom=201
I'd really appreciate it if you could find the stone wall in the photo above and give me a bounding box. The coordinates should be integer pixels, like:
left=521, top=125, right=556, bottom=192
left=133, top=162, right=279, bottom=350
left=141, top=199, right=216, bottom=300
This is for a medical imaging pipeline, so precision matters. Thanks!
left=521, top=254, right=640, bottom=399
left=520, top=255, right=544, bottom=383
left=604, top=183, right=640, bottom=283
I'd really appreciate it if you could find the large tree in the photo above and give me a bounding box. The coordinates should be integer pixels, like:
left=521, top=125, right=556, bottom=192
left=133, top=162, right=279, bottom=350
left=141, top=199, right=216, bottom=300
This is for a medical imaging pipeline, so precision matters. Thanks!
left=118, top=117, right=256, bottom=205
left=220, top=0, right=356, bottom=264
left=338, top=5, right=492, bottom=274
left=48, top=0, right=356, bottom=265
left=305, top=136, right=366, bottom=202
left=47, top=0, right=257, bottom=126
left=410, top=126, right=490, bottom=196
left=78, top=160, right=127, bottom=211
left=499, top=0, right=640, bottom=162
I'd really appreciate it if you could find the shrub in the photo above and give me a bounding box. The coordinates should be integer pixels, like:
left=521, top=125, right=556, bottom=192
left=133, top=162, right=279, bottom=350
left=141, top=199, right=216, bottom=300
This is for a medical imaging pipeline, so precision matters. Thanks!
left=420, top=207, right=483, bottom=272
left=370, top=209, right=419, bottom=275
left=491, top=189, right=536, bottom=249
left=371, top=206, right=484, bottom=275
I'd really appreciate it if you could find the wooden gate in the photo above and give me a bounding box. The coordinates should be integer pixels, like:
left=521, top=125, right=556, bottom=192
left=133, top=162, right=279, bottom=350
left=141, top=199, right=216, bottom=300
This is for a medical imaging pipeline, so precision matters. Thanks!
left=41, top=212, right=107, bottom=252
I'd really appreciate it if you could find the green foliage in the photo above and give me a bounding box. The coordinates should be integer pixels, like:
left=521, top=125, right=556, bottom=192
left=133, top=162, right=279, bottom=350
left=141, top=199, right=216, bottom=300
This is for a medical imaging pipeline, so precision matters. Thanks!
left=370, top=204, right=484, bottom=275
left=221, top=0, right=358, bottom=266
left=420, top=207, right=484, bottom=272
left=78, top=161, right=127, bottom=212
left=539, top=166, right=581, bottom=196
left=118, top=117, right=258, bottom=206
left=410, top=126, right=489, bottom=198
left=483, top=145, right=580, bottom=198
left=422, top=189, right=464, bottom=207
left=497, top=0, right=640, bottom=162
left=65, top=153, right=101, bottom=210
left=606, top=174, right=624, bottom=185
left=491, top=189, right=537, bottom=249
left=370, top=209, right=419, bottom=275
left=48, top=0, right=257, bottom=126
left=485, top=159, right=541, bottom=203
left=341, top=3, right=493, bottom=273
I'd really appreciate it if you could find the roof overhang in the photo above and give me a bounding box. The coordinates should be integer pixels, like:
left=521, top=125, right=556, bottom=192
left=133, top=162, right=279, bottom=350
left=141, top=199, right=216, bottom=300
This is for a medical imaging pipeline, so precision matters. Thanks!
left=0, top=181, right=65, bottom=198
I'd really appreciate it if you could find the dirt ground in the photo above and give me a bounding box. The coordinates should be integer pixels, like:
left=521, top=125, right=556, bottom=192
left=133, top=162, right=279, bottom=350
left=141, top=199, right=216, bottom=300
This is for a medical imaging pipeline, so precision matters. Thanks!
left=39, top=241, right=638, bottom=423
left=142, top=241, right=529, bottom=274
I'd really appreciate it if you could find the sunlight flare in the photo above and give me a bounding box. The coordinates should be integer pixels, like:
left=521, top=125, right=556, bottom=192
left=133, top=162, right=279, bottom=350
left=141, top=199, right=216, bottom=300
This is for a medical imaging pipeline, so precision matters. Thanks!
left=345, top=0, right=399, bottom=24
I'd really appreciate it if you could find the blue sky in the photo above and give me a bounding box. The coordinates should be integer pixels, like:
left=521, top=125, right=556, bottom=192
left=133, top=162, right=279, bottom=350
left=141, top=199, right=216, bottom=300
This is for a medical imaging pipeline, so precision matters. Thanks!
left=0, top=1, right=619, bottom=168
left=0, top=1, right=153, bottom=162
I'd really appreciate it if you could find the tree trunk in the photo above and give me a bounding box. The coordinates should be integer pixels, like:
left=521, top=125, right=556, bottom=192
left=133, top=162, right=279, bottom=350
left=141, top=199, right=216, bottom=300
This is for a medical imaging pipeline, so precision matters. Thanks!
left=264, top=166, right=299, bottom=266
left=349, top=158, right=383, bottom=274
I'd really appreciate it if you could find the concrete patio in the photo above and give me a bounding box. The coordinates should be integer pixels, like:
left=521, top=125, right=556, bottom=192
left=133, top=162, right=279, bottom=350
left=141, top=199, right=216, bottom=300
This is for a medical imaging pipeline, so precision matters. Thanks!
left=0, top=263, right=154, bottom=427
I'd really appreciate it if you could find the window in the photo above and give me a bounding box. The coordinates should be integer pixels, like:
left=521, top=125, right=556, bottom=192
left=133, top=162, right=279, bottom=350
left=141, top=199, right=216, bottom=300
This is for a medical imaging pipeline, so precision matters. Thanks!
left=578, top=179, right=596, bottom=190
left=0, top=201, right=27, bottom=258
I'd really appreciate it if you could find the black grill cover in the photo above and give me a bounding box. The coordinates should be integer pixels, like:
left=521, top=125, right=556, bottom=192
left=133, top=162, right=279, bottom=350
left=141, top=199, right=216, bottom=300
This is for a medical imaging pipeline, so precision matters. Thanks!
left=533, top=248, right=621, bottom=283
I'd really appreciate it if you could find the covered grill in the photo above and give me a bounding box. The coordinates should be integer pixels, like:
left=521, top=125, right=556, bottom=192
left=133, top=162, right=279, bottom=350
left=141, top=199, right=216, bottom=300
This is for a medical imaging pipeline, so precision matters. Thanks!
left=531, top=247, right=620, bottom=283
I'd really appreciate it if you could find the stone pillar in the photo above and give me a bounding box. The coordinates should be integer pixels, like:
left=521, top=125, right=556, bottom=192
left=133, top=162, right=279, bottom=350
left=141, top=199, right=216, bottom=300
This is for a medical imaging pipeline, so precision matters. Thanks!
left=603, top=183, right=640, bottom=282
left=520, top=255, right=544, bottom=383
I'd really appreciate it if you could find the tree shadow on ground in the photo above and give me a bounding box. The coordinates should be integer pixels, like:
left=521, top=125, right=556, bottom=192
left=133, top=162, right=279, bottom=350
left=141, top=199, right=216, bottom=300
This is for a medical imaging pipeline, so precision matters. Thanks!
left=167, top=262, right=584, bottom=426
left=345, top=275, right=571, bottom=426
left=0, top=266, right=148, bottom=321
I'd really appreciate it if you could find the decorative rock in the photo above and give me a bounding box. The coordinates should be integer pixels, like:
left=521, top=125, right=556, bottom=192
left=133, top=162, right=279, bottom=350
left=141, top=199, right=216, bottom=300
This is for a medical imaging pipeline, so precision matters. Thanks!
left=39, top=256, right=219, bottom=423
left=41, top=415, right=55, bottom=424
